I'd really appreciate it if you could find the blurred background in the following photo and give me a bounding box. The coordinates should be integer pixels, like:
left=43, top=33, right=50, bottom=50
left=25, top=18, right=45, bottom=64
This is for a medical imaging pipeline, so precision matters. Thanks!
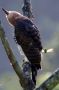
left=0, top=0, right=59, bottom=90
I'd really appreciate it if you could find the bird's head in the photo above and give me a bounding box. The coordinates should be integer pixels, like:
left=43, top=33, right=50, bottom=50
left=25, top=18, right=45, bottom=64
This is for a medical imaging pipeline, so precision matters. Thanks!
left=2, top=8, right=24, bottom=26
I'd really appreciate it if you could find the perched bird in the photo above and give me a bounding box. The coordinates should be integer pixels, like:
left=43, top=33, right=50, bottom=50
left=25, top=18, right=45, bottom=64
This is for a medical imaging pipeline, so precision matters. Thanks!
left=2, top=8, right=43, bottom=85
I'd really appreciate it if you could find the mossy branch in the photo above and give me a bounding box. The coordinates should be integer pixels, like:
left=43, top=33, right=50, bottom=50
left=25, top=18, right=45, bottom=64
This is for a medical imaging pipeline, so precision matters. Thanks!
left=0, top=24, right=22, bottom=78
left=36, top=68, right=59, bottom=90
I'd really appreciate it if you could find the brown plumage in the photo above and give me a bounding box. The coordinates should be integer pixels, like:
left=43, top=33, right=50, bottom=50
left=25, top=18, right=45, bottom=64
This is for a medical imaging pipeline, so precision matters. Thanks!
left=2, top=8, right=43, bottom=85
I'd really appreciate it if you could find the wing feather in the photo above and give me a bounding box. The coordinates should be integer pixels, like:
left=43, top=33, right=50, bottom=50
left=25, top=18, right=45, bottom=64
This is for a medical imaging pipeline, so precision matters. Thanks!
left=15, top=19, right=43, bottom=51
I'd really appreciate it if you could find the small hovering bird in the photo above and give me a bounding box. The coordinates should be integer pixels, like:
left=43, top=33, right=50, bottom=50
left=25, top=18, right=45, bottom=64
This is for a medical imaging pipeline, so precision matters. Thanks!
left=2, top=8, right=43, bottom=85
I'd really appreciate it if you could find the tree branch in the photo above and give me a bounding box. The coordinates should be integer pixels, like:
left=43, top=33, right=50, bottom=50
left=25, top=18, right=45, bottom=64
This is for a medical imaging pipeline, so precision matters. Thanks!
left=0, top=23, right=22, bottom=78
left=36, top=68, right=59, bottom=90
left=22, top=0, right=33, bottom=18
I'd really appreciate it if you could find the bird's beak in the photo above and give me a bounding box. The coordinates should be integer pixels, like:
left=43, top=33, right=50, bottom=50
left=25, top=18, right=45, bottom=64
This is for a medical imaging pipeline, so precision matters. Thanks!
left=2, top=8, right=9, bottom=15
